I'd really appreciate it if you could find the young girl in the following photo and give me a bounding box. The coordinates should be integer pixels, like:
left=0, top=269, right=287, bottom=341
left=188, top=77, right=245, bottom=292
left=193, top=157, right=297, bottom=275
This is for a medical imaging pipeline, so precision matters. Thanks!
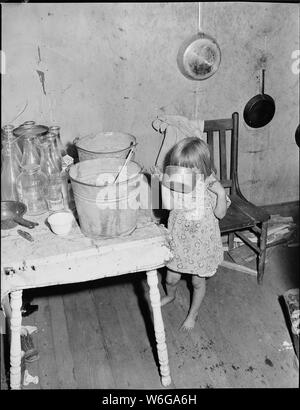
left=157, top=137, right=230, bottom=331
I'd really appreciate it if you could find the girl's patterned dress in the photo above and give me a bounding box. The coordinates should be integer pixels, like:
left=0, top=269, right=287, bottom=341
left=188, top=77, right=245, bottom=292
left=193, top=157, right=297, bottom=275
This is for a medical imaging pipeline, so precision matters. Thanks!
left=166, top=177, right=226, bottom=277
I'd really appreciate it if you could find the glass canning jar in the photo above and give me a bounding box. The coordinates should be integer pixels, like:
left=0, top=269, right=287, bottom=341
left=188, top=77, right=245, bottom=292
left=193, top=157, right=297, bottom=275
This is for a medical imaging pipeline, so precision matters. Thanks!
left=16, top=164, right=48, bottom=215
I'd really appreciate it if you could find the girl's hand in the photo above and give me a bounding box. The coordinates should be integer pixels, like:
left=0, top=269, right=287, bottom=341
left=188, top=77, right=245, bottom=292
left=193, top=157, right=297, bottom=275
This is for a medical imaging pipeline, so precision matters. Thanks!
left=207, top=178, right=228, bottom=219
left=207, top=179, right=226, bottom=197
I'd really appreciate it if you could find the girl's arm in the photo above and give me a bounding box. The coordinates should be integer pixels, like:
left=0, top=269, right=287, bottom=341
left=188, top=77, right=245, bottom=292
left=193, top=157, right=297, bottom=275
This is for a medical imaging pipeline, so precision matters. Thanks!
left=207, top=180, right=228, bottom=219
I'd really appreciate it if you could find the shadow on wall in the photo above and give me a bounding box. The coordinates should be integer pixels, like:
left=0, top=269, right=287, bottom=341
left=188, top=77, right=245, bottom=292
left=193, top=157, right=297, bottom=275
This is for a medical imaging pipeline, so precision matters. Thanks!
left=66, top=142, right=79, bottom=163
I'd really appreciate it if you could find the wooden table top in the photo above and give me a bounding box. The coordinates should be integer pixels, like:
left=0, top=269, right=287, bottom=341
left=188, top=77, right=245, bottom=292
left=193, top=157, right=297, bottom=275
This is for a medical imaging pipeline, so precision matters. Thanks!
left=1, top=210, right=172, bottom=301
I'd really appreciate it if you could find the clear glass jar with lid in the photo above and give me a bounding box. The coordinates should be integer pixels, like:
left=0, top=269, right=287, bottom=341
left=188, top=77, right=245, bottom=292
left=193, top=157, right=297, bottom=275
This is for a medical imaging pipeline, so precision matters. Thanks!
left=16, top=164, right=48, bottom=215
left=13, top=121, right=48, bottom=152
left=39, top=140, right=64, bottom=211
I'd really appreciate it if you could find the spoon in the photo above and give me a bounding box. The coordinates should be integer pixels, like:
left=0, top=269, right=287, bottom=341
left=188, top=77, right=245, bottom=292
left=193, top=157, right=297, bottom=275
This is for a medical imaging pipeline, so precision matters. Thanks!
left=113, top=143, right=135, bottom=184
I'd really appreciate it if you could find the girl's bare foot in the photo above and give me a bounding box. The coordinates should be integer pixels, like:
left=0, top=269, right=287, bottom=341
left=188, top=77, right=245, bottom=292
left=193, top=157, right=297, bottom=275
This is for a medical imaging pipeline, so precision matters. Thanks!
left=161, top=270, right=181, bottom=307
left=161, top=295, right=176, bottom=307
left=179, top=276, right=205, bottom=331
left=180, top=313, right=198, bottom=331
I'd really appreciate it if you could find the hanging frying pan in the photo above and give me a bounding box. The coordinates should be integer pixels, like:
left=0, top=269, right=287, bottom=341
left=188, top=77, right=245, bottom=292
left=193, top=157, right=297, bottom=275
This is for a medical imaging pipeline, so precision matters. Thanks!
left=243, top=69, right=275, bottom=128
left=295, top=124, right=300, bottom=147
left=177, top=3, right=221, bottom=81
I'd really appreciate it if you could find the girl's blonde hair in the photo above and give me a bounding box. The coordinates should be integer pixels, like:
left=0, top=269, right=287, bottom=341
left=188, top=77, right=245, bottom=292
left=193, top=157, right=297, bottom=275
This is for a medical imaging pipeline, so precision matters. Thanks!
left=165, top=137, right=213, bottom=179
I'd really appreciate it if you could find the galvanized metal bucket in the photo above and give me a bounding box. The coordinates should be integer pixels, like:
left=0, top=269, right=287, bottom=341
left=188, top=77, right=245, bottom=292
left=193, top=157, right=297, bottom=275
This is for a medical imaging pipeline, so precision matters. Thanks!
left=69, top=157, right=141, bottom=239
left=74, top=132, right=137, bottom=162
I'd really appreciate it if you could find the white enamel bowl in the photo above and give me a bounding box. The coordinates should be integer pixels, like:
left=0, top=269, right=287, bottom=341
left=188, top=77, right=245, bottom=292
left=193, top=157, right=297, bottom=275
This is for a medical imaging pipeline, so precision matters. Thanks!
left=48, top=211, right=74, bottom=236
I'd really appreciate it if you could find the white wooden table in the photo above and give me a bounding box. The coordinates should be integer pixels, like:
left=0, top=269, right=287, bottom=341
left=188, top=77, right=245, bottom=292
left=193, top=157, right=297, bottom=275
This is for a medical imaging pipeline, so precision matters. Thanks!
left=1, top=211, right=173, bottom=389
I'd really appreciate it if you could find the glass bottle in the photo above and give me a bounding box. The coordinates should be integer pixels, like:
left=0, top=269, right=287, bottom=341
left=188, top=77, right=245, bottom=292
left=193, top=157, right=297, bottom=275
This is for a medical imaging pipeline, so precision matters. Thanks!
left=40, top=141, right=64, bottom=211
left=21, top=135, right=40, bottom=167
left=1, top=124, right=22, bottom=166
left=1, top=136, right=21, bottom=201
left=46, top=132, right=62, bottom=171
left=16, top=164, right=48, bottom=215
left=40, top=140, right=60, bottom=178
left=48, top=126, right=66, bottom=157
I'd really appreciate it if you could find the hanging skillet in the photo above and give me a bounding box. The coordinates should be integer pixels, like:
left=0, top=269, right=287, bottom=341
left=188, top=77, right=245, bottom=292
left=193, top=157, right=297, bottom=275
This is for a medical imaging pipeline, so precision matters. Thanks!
left=177, top=2, right=221, bottom=81
left=243, top=68, right=275, bottom=128
left=295, top=124, right=300, bottom=148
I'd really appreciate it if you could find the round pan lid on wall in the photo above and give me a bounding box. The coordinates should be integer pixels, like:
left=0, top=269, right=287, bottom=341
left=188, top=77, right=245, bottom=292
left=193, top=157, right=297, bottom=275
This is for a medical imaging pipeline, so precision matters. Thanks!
left=177, top=3, right=221, bottom=81
left=177, top=32, right=221, bottom=81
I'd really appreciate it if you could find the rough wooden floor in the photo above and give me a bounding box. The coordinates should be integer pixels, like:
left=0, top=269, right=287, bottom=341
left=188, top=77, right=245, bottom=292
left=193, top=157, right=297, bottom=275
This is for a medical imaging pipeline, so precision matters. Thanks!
left=1, top=244, right=299, bottom=389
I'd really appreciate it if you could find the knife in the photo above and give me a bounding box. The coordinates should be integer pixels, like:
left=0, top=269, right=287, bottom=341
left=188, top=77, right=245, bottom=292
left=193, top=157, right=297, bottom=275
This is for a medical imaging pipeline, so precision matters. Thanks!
left=17, top=229, right=34, bottom=242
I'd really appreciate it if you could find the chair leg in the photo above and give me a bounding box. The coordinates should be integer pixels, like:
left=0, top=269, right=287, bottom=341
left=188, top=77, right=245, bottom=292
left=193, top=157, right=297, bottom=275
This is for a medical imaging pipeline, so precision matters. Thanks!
left=228, top=233, right=234, bottom=251
left=257, top=221, right=268, bottom=285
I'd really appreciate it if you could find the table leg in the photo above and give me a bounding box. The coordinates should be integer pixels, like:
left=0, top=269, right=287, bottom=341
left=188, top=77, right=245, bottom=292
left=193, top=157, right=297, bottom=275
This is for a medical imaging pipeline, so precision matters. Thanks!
left=10, top=290, right=23, bottom=390
left=146, top=269, right=171, bottom=387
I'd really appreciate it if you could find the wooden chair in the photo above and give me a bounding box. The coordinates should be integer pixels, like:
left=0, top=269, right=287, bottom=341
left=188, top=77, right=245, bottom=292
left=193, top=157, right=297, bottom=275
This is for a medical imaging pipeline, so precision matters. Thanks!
left=203, top=112, right=270, bottom=284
